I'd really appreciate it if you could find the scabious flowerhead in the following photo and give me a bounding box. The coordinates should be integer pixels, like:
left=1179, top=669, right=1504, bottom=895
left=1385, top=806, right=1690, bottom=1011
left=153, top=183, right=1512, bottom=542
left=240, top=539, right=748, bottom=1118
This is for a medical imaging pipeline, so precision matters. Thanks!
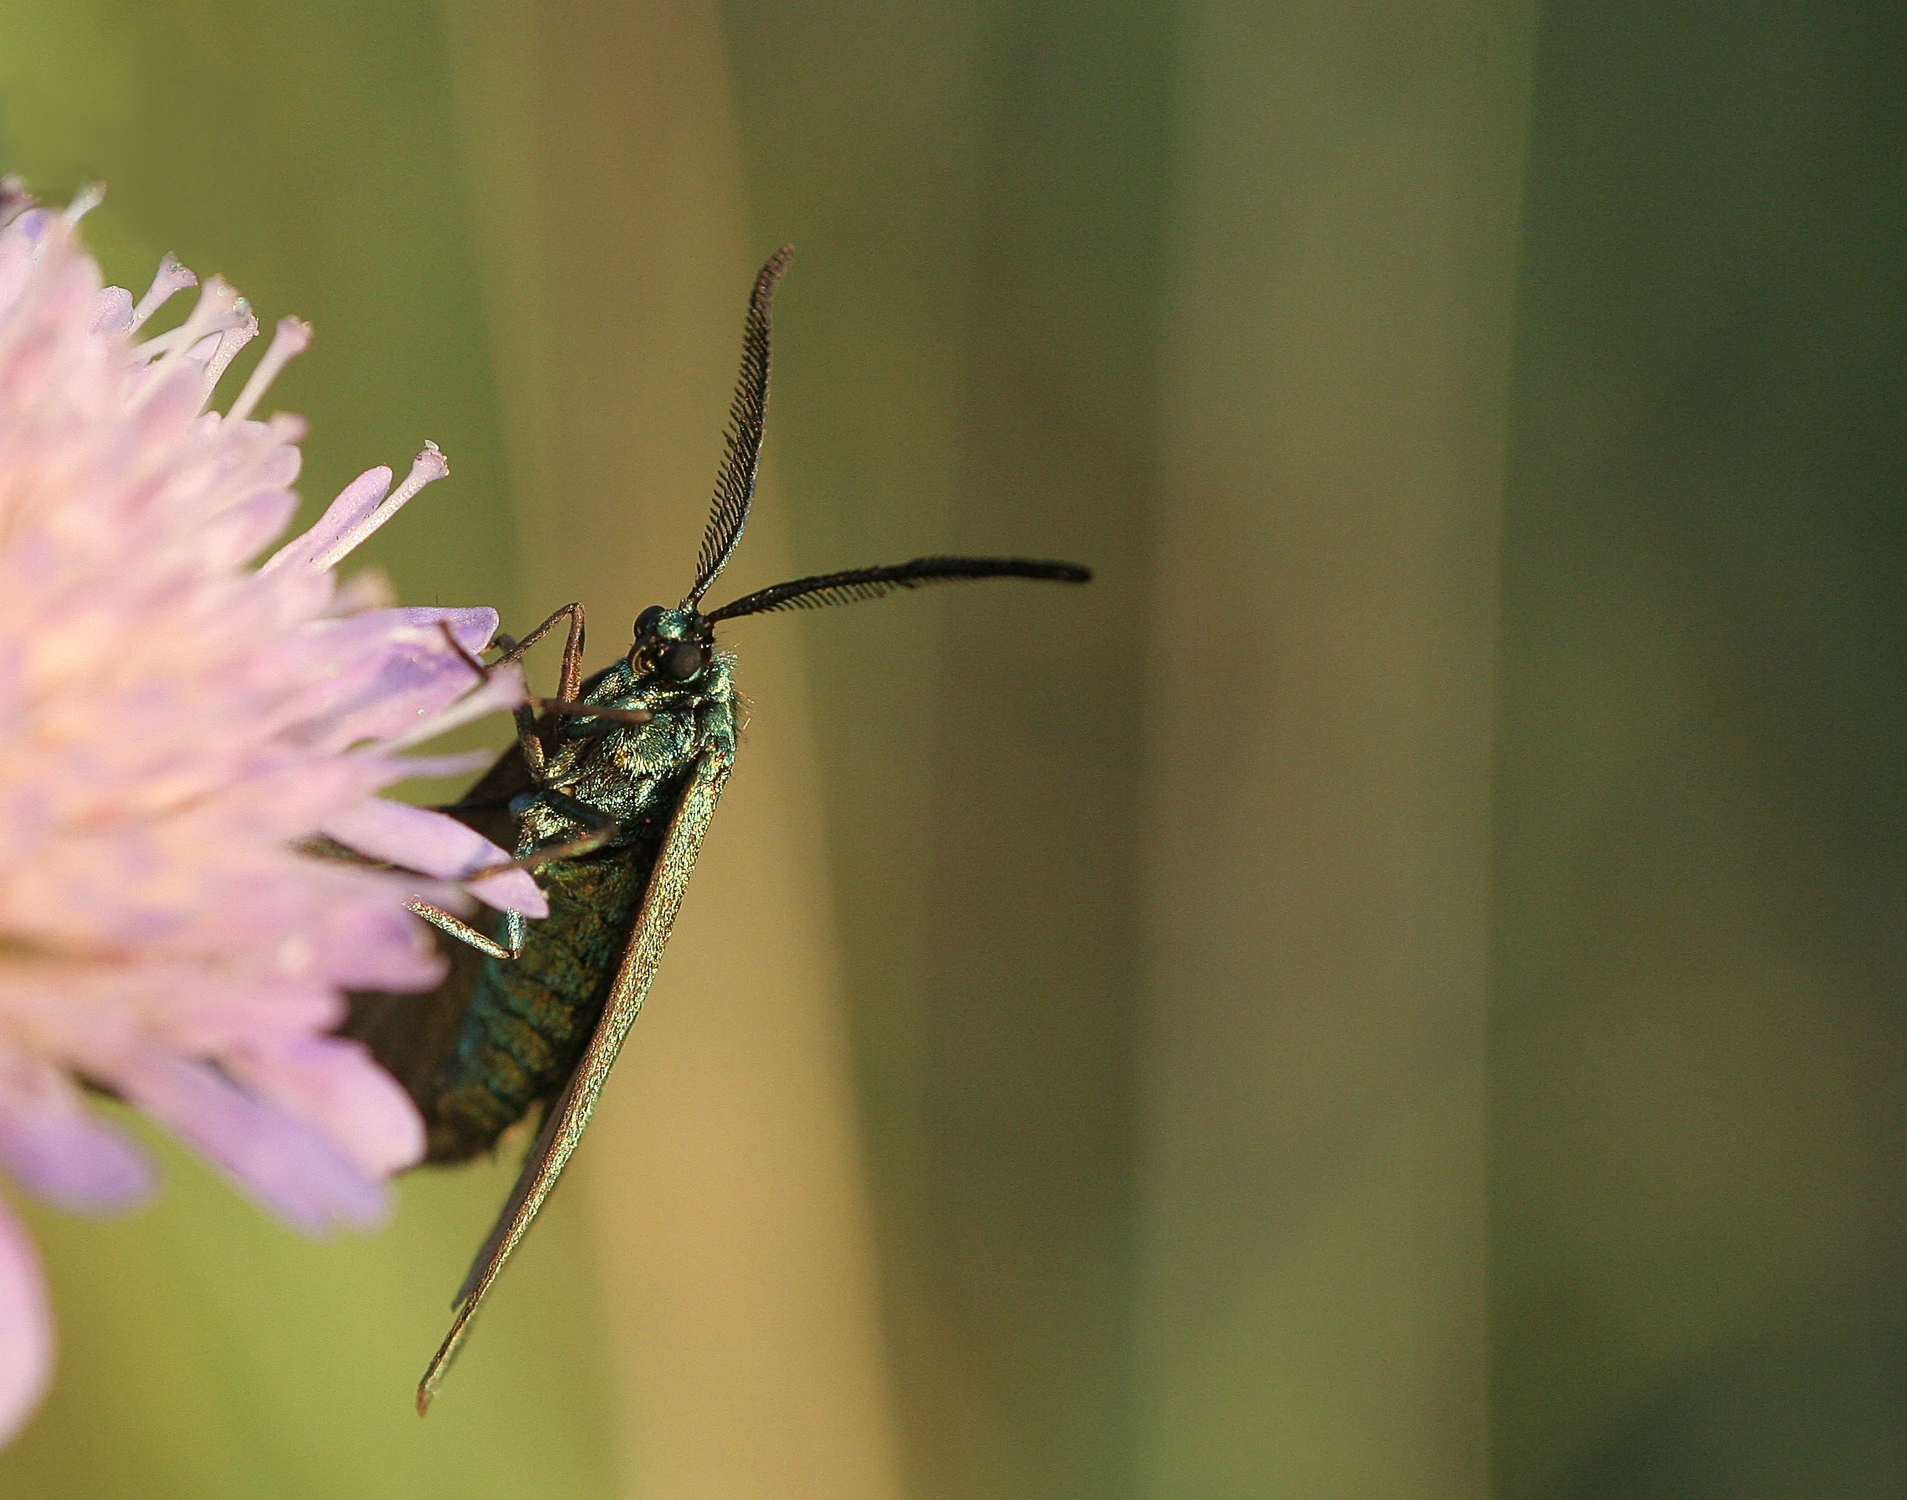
left=0, top=183, right=546, bottom=1441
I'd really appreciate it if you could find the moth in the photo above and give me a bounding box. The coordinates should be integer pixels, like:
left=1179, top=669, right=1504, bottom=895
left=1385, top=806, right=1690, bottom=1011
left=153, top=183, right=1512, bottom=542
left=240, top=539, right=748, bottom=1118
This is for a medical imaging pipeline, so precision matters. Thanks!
left=344, top=248, right=1090, bottom=1412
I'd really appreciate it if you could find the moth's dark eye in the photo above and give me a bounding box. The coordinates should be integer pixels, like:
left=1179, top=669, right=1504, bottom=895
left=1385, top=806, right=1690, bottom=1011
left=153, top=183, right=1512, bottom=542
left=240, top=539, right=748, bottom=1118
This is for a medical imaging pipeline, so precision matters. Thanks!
left=662, top=641, right=707, bottom=682
left=634, top=605, right=665, bottom=637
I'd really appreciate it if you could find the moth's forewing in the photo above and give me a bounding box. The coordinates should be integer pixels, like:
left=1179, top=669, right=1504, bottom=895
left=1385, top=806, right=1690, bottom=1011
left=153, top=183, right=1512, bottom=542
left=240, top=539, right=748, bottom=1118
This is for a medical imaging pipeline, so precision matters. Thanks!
left=416, top=744, right=734, bottom=1412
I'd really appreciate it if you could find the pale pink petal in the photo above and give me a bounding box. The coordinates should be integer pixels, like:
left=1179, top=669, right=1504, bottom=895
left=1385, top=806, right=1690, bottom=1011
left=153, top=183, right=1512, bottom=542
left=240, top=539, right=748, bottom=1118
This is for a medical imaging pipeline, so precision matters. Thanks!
left=382, top=669, right=526, bottom=753
left=259, top=465, right=390, bottom=573
left=0, top=208, right=544, bottom=1417
left=0, top=1059, right=157, bottom=1212
left=295, top=606, right=502, bottom=749
left=466, top=863, right=546, bottom=916
left=420, top=606, right=499, bottom=655
left=92, top=286, right=133, bottom=334
left=304, top=893, right=448, bottom=991
left=317, top=797, right=547, bottom=917
left=383, top=749, right=496, bottom=781
left=109, top=1050, right=387, bottom=1234
left=200, top=488, right=297, bottom=569
left=223, top=1037, right=423, bottom=1178
left=0, top=1195, right=52, bottom=1448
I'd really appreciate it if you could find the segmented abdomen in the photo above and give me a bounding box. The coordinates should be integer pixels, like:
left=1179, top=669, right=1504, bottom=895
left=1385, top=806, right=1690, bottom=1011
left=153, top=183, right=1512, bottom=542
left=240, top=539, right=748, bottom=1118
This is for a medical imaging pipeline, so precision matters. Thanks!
left=426, top=851, right=650, bottom=1161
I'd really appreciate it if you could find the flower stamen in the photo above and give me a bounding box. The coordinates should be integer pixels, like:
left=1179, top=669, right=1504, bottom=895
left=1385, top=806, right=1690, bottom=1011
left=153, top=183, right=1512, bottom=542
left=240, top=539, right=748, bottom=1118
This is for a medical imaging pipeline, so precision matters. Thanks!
left=129, top=254, right=199, bottom=334
left=59, top=183, right=104, bottom=226
left=308, top=443, right=451, bottom=571
left=129, top=277, right=244, bottom=403
left=197, top=300, right=259, bottom=412
left=228, top=316, right=312, bottom=423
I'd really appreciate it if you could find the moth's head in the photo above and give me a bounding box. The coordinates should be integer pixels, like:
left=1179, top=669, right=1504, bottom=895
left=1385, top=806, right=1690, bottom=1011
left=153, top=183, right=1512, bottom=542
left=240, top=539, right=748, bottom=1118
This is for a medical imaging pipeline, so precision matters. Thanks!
left=622, top=248, right=1090, bottom=697
left=628, top=604, right=715, bottom=685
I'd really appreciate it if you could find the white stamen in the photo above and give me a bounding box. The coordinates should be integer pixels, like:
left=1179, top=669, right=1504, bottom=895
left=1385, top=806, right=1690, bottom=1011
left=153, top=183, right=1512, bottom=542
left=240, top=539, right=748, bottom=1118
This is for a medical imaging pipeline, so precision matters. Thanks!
left=130, top=323, right=202, bottom=363
left=309, top=443, right=451, bottom=571
left=197, top=300, right=259, bottom=412
left=228, top=317, right=312, bottom=422
left=130, top=254, right=199, bottom=333
left=62, top=182, right=105, bottom=225
left=129, top=277, right=244, bottom=407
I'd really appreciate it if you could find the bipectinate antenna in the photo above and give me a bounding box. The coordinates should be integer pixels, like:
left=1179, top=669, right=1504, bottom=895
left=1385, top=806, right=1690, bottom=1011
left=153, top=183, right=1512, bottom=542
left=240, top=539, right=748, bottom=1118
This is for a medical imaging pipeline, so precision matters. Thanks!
left=704, top=556, right=1091, bottom=623
left=683, top=246, right=795, bottom=610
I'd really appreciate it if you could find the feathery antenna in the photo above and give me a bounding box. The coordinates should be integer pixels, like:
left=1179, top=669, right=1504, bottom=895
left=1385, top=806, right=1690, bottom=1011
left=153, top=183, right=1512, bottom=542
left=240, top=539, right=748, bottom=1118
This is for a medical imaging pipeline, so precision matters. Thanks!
left=704, top=556, right=1091, bottom=622
left=684, top=246, right=794, bottom=608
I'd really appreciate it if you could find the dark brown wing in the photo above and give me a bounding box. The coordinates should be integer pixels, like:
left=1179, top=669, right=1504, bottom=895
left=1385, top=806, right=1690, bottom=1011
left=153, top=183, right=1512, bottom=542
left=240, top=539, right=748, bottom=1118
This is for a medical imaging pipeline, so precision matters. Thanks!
left=434, top=735, right=537, bottom=847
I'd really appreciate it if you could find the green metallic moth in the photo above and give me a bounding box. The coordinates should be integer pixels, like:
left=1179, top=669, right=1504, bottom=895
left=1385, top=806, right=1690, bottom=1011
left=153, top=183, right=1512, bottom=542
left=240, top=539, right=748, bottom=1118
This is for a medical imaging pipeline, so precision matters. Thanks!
left=344, top=248, right=1089, bottom=1412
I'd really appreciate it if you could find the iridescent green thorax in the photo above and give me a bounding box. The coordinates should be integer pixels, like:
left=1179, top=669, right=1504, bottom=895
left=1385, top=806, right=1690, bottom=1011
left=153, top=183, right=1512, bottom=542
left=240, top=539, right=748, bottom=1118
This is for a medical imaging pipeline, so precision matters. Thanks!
left=425, top=647, right=737, bottom=1161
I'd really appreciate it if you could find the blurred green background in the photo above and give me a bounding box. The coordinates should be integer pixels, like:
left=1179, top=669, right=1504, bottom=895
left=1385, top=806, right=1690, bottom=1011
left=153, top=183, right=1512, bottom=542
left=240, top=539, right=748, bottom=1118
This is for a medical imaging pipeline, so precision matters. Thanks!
left=0, top=0, right=1903, bottom=1496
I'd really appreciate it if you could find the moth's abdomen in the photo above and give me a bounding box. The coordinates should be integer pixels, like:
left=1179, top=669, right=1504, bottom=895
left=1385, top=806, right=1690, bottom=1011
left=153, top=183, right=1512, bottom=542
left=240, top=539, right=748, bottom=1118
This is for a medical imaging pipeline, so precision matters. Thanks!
left=426, top=853, right=648, bottom=1162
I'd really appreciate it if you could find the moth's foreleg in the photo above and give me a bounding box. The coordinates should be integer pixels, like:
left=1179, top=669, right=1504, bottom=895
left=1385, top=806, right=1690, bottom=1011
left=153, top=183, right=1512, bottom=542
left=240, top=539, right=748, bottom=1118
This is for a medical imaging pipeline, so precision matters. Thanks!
left=490, top=602, right=588, bottom=702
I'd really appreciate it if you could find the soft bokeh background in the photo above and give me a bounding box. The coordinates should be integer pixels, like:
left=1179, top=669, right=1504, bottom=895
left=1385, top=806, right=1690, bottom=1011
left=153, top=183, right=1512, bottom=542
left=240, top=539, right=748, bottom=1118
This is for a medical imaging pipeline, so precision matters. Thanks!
left=0, top=1, right=1902, bottom=1496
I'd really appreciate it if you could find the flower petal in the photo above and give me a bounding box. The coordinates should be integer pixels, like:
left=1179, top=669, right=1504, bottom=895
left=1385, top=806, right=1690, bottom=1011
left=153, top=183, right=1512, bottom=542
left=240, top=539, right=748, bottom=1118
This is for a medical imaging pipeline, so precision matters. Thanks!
left=317, top=797, right=547, bottom=916
left=292, top=606, right=502, bottom=750
left=259, top=465, right=390, bottom=573
left=0, top=1194, right=52, bottom=1448
left=108, top=1049, right=387, bottom=1235
left=0, top=1057, right=157, bottom=1213
left=92, top=285, right=133, bottom=334
left=223, top=1037, right=424, bottom=1178
left=381, top=668, right=526, bottom=753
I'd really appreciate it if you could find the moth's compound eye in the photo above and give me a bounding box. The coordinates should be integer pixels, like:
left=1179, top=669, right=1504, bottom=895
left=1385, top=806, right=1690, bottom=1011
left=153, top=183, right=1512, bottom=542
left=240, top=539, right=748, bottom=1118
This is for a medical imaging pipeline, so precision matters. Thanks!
left=662, top=641, right=707, bottom=682
left=634, top=605, right=665, bottom=637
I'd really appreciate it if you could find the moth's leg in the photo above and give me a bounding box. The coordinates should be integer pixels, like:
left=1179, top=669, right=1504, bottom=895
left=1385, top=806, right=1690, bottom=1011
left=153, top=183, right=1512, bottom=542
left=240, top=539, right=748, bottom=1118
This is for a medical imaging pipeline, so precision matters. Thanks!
left=472, top=789, right=616, bottom=953
left=406, top=899, right=517, bottom=960
left=497, top=903, right=530, bottom=962
left=536, top=701, right=652, bottom=729
left=511, top=699, right=548, bottom=779
left=434, top=618, right=554, bottom=783
left=489, top=819, right=547, bottom=958
left=458, top=788, right=622, bottom=892
left=490, top=602, right=588, bottom=702
left=482, top=605, right=584, bottom=779
left=555, top=606, right=586, bottom=703
left=517, top=789, right=620, bottom=868
left=443, top=797, right=592, bottom=960
left=436, top=620, right=492, bottom=681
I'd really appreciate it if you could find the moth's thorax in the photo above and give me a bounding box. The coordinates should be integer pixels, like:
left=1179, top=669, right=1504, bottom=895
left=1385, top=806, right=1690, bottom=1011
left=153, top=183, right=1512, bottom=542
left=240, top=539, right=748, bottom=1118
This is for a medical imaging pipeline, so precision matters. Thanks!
left=521, top=651, right=737, bottom=845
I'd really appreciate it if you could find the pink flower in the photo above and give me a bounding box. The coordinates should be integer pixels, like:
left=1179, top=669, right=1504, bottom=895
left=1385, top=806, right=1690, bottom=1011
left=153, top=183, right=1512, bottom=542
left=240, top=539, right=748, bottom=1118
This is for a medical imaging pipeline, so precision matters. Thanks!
left=0, top=184, right=545, bottom=1443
